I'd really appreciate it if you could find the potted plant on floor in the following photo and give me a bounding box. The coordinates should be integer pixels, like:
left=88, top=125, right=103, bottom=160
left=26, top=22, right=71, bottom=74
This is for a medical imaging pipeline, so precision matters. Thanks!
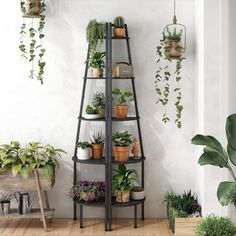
left=162, top=27, right=183, bottom=59
left=0, top=192, right=14, bottom=215
left=0, top=141, right=66, bottom=190
left=84, top=105, right=100, bottom=119
left=112, top=131, right=134, bottom=162
left=196, top=214, right=236, bottom=236
left=77, top=142, right=91, bottom=160
left=70, top=180, right=105, bottom=202
left=92, top=92, right=106, bottom=117
left=113, top=164, right=137, bottom=203
left=130, top=186, right=145, bottom=200
left=90, top=131, right=104, bottom=160
left=87, top=51, right=105, bottom=78
left=113, top=16, right=125, bottom=37
left=112, top=88, right=133, bottom=119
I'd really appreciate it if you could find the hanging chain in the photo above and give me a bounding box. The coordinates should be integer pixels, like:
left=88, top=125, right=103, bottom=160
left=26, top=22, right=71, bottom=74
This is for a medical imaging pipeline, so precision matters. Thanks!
left=173, top=0, right=177, bottom=24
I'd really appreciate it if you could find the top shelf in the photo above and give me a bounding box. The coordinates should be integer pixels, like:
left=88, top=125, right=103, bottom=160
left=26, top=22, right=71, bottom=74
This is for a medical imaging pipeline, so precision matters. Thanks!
left=112, top=36, right=129, bottom=40
left=83, top=77, right=134, bottom=80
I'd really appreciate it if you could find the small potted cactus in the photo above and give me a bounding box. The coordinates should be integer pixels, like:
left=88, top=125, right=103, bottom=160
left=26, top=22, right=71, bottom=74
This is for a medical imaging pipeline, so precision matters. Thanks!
left=77, top=142, right=91, bottom=160
left=84, top=105, right=100, bottom=119
left=131, top=186, right=145, bottom=200
left=90, top=131, right=105, bottom=160
left=113, top=16, right=125, bottom=37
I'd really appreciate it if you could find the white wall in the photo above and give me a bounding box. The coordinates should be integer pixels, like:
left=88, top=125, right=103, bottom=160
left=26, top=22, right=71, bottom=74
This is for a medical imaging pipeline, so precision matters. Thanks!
left=0, top=0, right=196, bottom=218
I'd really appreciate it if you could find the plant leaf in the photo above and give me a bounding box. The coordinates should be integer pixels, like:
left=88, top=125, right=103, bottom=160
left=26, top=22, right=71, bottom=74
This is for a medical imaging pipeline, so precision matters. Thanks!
left=12, top=164, right=22, bottom=176
left=226, top=113, right=236, bottom=150
left=198, top=150, right=227, bottom=167
left=217, top=181, right=235, bottom=206
left=42, top=165, right=53, bottom=180
left=227, top=144, right=236, bottom=166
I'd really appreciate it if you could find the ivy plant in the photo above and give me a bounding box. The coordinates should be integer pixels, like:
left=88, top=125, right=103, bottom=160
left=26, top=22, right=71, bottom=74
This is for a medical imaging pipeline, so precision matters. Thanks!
left=155, top=39, right=184, bottom=128
left=19, top=0, right=46, bottom=84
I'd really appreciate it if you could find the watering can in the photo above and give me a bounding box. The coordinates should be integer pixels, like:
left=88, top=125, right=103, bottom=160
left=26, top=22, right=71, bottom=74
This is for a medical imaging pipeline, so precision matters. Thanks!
left=14, top=192, right=36, bottom=215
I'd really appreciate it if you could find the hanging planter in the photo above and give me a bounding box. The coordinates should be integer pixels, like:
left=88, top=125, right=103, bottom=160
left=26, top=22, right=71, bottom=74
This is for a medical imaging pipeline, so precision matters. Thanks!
left=154, top=0, right=186, bottom=128
left=19, top=0, right=46, bottom=84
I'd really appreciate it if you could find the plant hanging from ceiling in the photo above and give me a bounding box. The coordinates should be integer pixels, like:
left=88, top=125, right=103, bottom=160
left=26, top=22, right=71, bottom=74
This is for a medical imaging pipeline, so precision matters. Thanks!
left=154, top=0, right=186, bottom=128
left=19, top=0, right=46, bottom=84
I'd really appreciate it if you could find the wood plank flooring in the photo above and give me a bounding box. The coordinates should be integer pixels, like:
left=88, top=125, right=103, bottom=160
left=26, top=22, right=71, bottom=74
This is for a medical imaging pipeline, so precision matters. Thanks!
left=0, top=218, right=173, bottom=236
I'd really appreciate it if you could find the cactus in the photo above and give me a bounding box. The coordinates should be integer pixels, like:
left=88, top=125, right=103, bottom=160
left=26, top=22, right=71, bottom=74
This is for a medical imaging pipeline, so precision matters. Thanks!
left=114, top=16, right=125, bottom=28
left=86, top=105, right=97, bottom=114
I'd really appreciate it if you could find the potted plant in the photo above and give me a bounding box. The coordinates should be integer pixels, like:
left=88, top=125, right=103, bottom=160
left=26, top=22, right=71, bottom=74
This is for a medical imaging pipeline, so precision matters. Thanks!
left=90, top=132, right=104, bottom=160
left=162, top=27, right=183, bottom=59
left=19, top=0, right=46, bottom=84
left=86, top=19, right=106, bottom=52
left=92, top=92, right=106, bottom=117
left=0, top=141, right=66, bottom=190
left=113, top=16, right=125, bottom=37
left=87, top=51, right=105, bottom=78
left=196, top=214, right=236, bottom=236
left=130, top=186, right=145, bottom=200
left=164, top=190, right=201, bottom=233
left=113, top=164, right=137, bottom=203
left=112, top=131, right=134, bottom=162
left=70, top=180, right=105, bottom=202
left=112, top=88, right=133, bottom=119
left=84, top=105, right=100, bottom=119
left=192, top=113, right=236, bottom=209
left=77, top=142, right=91, bottom=160
left=0, top=192, right=14, bottom=215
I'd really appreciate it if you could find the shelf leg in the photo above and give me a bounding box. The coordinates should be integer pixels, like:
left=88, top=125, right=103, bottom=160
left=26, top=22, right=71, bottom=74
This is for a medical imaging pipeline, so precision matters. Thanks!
left=134, top=205, right=137, bottom=228
left=74, top=202, right=77, bottom=220
left=43, top=191, right=52, bottom=223
left=141, top=203, right=144, bottom=220
left=34, top=169, right=47, bottom=232
left=80, top=205, right=83, bottom=228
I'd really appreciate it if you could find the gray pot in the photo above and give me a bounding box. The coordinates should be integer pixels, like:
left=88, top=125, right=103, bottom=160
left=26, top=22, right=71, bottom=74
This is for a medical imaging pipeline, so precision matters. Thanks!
left=1, top=201, right=10, bottom=215
left=130, top=190, right=145, bottom=200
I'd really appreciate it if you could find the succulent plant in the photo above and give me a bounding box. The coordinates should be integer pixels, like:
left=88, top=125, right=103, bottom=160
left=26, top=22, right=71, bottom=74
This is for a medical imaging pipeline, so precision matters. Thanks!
left=131, top=186, right=144, bottom=192
left=114, top=16, right=125, bottom=28
left=85, top=105, right=98, bottom=115
left=77, top=142, right=91, bottom=149
left=90, top=131, right=105, bottom=144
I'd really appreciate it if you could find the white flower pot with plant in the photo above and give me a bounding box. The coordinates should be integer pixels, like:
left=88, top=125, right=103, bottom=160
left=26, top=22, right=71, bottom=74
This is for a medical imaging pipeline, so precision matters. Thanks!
left=90, top=131, right=104, bottom=160
left=77, top=142, right=91, bottom=160
left=84, top=105, right=100, bottom=119
left=0, top=192, right=14, bottom=215
left=92, top=92, right=106, bottom=118
left=113, top=164, right=137, bottom=203
left=131, top=186, right=145, bottom=200
left=87, top=51, right=105, bottom=78
left=112, top=131, right=134, bottom=162
left=112, top=88, right=133, bottom=119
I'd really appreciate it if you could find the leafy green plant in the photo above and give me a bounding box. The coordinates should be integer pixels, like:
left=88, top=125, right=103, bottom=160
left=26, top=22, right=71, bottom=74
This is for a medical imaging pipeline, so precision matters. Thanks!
left=92, top=92, right=105, bottom=111
left=114, top=16, right=125, bottom=28
left=90, top=132, right=104, bottom=144
left=86, top=19, right=106, bottom=52
left=19, top=0, right=46, bottom=84
left=112, top=131, right=134, bottom=147
left=77, top=142, right=91, bottom=150
left=162, top=27, right=183, bottom=42
left=85, top=105, right=98, bottom=115
left=196, top=214, right=236, bottom=236
left=112, top=88, right=133, bottom=105
left=155, top=39, right=183, bottom=128
left=131, top=186, right=144, bottom=192
left=87, top=51, right=105, bottom=69
left=0, top=192, right=14, bottom=203
left=113, top=164, right=137, bottom=192
left=0, top=141, right=66, bottom=180
left=192, top=113, right=236, bottom=207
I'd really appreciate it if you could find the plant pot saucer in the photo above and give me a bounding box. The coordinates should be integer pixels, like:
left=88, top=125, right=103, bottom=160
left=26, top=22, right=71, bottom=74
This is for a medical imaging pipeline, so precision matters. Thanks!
left=23, top=14, right=41, bottom=19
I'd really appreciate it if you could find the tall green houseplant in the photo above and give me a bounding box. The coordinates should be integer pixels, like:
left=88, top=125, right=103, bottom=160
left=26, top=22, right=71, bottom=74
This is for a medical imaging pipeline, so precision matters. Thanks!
left=192, top=113, right=236, bottom=207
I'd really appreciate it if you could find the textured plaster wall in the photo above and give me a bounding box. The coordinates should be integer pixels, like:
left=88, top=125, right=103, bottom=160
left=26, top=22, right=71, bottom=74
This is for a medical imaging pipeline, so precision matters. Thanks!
left=0, top=0, right=195, bottom=218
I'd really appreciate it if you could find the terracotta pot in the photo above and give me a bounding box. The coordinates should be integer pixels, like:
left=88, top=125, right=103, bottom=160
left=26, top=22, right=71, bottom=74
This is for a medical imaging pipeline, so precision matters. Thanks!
left=24, top=0, right=41, bottom=16
left=99, top=108, right=105, bottom=118
left=92, top=68, right=103, bottom=78
left=114, top=105, right=128, bottom=119
left=113, top=28, right=125, bottom=37
left=80, top=192, right=96, bottom=202
left=164, top=41, right=183, bottom=59
left=113, top=146, right=130, bottom=162
left=116, top=190, right=130, bottom=203
left=92, top=144, right=104, bottom=159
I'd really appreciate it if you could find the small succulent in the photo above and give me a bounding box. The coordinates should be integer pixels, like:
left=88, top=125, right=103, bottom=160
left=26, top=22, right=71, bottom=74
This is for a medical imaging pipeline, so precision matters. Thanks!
left=112, top=131, right=134, bottom=147
left=85, top=105, right=98, bottom=115
left=131, top=186, right=144, bottom=192
left=77, top=142, right=91, bottom=150
left=90, top=131, right=105, bottom=144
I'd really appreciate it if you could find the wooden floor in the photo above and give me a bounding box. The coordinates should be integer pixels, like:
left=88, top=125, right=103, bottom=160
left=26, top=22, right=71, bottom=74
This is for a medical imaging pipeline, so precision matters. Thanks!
left=0, top=218, right=173, bottom=236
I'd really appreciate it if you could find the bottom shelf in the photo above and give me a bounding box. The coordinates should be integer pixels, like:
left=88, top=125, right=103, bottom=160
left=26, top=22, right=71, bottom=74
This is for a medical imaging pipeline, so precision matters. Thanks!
left=0, top=208, right=55, bottom=218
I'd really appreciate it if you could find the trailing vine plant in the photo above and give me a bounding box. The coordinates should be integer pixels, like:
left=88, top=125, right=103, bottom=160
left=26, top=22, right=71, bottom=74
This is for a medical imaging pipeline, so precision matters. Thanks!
left=19, top=0, right=46, bottom=84
left=155, top=30, right=184, bottom=128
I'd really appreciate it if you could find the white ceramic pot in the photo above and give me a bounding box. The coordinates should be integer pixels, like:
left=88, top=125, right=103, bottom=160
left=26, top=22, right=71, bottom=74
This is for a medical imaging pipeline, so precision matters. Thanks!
left=84, top=114, right=100, bottom=119
left=77, top=147, right=90, bottom=160
left=130, top=190, right=145, bottom=200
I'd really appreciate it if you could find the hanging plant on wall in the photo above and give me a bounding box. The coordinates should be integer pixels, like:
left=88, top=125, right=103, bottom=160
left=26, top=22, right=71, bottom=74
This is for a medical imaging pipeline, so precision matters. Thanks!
left=19, top=0, right=46, bottom=84
left=154, top=0, right=186, bottom=128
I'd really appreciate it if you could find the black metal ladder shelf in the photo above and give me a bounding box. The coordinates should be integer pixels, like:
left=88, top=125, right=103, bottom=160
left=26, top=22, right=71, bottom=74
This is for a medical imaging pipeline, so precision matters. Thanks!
left=72, top=23, right=145, bottom=231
